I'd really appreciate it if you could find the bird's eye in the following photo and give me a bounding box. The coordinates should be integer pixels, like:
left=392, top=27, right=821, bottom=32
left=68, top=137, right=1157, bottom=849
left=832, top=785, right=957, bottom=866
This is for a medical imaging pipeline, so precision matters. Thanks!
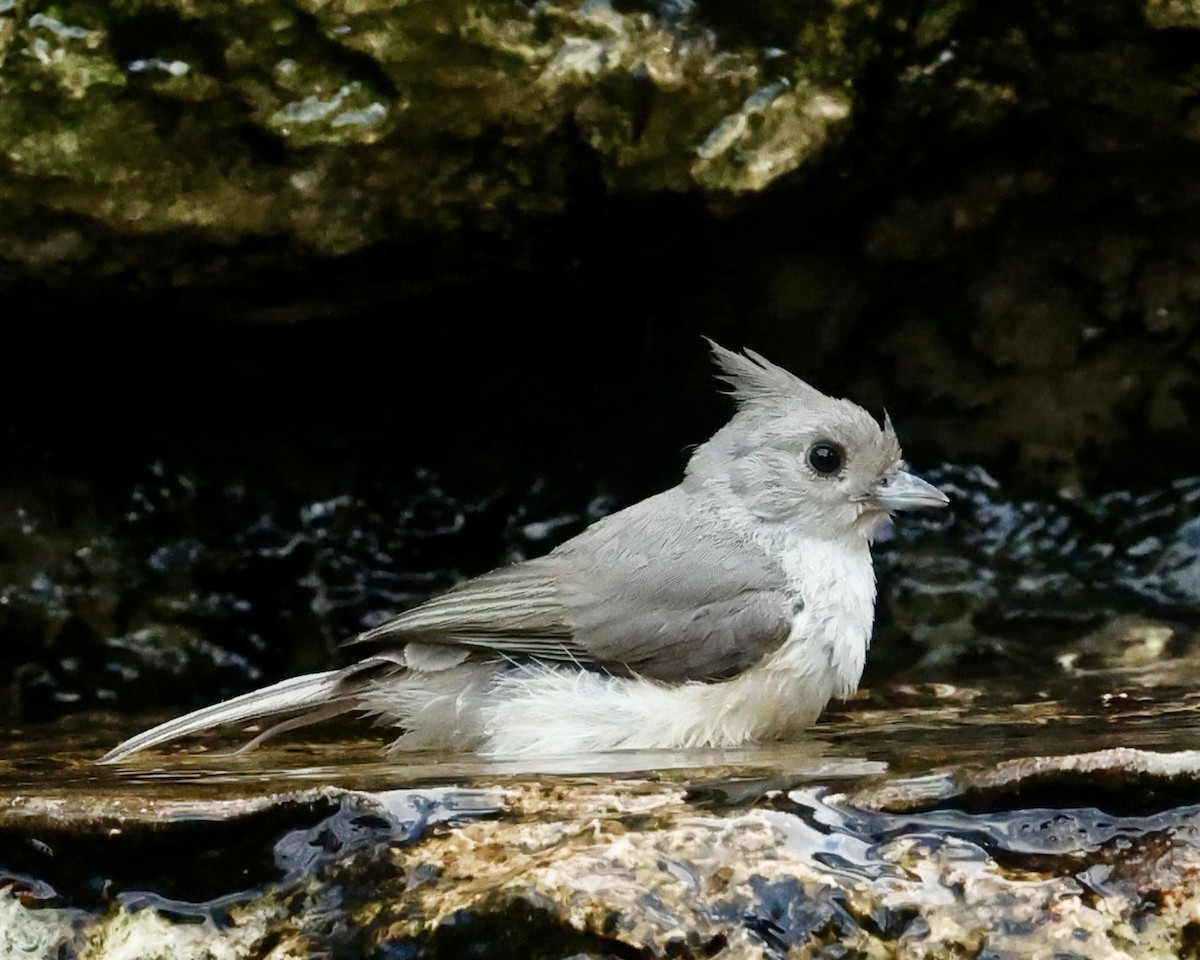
left=808, top=442, right=844, bottom=476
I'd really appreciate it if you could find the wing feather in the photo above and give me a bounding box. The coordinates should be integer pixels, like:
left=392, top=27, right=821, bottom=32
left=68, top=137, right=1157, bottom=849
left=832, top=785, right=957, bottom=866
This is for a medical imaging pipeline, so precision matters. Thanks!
left=350, top=561, right=590, bottom=665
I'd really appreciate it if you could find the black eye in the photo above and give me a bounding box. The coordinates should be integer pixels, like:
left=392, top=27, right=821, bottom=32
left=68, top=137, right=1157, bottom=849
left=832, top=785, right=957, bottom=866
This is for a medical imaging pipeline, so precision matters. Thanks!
left=808, top=442, right=844, bottom=475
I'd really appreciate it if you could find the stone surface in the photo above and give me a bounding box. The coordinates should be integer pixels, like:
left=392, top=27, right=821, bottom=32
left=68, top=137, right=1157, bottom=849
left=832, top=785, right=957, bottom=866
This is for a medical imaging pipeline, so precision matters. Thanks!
left=2, top=749, right=1200, bottom=958
left=0, top=0, right=847, bottom=266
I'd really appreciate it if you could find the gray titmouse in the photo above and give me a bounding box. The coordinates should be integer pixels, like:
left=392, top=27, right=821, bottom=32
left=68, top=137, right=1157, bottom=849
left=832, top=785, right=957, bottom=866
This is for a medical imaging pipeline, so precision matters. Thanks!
left=101, top=340, right=948, bottom=762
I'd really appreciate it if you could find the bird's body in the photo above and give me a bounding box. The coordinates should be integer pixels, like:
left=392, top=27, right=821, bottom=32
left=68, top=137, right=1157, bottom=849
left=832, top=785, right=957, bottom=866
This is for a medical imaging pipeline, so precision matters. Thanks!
left=359, top=498, right=875, bottom=756
left=100, top=341, right=948, bottom=764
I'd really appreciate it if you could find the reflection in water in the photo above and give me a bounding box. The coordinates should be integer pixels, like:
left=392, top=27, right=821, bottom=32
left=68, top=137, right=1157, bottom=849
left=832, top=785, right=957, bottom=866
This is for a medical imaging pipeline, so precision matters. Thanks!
left=0, top=720, right=879, bottom=806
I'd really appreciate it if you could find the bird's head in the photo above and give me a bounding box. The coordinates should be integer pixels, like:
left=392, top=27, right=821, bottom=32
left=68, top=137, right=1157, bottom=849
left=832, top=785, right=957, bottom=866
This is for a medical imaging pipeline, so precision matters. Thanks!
left=687, top=340, right=949, bottom=540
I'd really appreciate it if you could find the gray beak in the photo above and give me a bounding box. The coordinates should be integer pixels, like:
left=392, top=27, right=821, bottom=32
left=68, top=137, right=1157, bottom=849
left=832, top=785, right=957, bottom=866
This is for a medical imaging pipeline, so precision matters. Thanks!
left=870, top=470, right=950, bottom=512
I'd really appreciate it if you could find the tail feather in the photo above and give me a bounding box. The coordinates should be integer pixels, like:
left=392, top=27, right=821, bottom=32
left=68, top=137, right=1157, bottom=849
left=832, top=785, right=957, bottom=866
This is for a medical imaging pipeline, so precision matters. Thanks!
left=98, top=669, right=355, bottom=764
left=233, top=702, right=355, bottom=755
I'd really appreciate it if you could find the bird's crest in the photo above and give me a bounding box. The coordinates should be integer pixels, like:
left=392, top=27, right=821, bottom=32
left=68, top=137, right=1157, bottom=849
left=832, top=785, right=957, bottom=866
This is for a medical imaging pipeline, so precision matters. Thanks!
left=881, top=410, right=899, bottom=447
left=704, top=338, right=824, bottom=408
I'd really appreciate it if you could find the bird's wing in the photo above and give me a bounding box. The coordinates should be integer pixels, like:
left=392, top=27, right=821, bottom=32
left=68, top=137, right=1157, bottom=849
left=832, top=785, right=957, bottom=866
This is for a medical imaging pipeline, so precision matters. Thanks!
left=553, top=487, right=795, bottom=682
left=351, top=487, right=795, bottom=683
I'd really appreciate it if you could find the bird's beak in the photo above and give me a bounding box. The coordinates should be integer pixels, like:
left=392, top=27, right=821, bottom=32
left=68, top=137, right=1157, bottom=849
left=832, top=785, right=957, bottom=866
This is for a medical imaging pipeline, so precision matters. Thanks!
left=870, top=469, right=950, bottom=512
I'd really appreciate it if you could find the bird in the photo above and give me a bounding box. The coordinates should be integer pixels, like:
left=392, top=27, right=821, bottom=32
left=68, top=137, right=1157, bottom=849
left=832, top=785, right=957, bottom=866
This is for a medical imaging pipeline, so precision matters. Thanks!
left=99, top=340, right=948, bottom=763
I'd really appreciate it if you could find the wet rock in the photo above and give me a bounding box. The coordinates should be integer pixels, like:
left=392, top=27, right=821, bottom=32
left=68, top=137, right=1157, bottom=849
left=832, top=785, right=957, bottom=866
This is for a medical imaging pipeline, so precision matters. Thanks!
left=0, top=0, right=847, bottom=273
left=870, top=465, right=1200, bottom=682
left=1055, top=615, right=1181, bottom=673
left=3, top=750, right=1200, bottom=958
left=847, top=747, right=1200, bottom=815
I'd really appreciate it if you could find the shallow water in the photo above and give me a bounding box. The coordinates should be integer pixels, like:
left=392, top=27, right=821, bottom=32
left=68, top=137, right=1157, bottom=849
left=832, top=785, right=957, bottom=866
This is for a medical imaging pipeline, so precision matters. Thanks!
left=4, top=665, right=1198, bottom=809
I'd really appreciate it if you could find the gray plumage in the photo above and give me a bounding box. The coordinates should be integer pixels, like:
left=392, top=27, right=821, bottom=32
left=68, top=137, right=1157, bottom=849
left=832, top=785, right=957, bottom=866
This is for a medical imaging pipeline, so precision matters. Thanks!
left=100, top=340, right=948, bottom=763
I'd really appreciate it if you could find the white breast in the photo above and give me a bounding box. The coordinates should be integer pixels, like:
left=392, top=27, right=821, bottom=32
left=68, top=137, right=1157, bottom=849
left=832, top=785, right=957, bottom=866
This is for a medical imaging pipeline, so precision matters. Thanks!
left=775, top=533, right=876, bottom=696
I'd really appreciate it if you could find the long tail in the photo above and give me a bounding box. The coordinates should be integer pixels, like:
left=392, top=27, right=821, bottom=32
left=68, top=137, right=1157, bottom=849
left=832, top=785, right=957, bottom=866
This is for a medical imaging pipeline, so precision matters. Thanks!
left=98, top=668, right=366, bottom=764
